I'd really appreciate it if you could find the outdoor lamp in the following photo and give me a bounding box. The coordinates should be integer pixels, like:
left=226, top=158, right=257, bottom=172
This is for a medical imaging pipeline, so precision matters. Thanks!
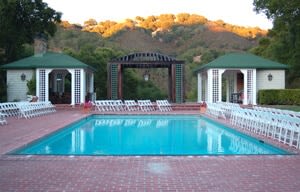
left=143, top=70, right=150, bottom=81
left=21, top=73, right=26, bottom=81
left=268, top=73, right=273, bottom=81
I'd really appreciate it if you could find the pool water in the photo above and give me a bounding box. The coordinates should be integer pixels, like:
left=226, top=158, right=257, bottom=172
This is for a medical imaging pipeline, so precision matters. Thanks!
left=13, top=115, right=288, bottom=155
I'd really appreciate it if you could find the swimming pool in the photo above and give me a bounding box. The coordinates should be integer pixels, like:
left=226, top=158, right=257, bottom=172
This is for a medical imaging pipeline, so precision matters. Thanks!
left=12, top=115, right=288, bottom=155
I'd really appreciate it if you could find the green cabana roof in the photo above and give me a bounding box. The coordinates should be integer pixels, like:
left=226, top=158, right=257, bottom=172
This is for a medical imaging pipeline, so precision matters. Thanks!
left=195, top=53, right=288, bottom=72
left=1, top=52, right=96, bottom=71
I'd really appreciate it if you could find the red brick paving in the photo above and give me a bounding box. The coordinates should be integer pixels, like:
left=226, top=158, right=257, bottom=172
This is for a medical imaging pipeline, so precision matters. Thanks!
left=1, top=109, right=300, bottom=192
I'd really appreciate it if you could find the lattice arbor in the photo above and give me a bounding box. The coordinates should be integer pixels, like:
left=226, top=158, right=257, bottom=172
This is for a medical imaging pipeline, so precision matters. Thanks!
left=108, top=52, right=185, bottom=103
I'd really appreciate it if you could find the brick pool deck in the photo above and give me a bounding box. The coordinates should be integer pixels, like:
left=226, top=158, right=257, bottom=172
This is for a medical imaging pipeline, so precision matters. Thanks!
left=1, top=108, right=300, bottom=191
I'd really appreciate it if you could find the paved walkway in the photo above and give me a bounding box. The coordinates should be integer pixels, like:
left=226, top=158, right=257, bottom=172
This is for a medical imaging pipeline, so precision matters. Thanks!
left=0, top=109, right=300, bottom=191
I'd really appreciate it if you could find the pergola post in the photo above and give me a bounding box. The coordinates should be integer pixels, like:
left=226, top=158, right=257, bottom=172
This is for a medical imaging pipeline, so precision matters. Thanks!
left=118, top=64, right=123, bottom=99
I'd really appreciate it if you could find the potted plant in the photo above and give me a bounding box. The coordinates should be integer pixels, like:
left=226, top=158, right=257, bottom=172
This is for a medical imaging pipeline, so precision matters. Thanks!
left=27, top=77, right=36, bottom=101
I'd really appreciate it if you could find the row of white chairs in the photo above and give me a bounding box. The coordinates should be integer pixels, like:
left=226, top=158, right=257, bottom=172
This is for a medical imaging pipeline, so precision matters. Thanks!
left=94, top=99, right=172, bottom=112
left=0, top=101, right=56, bottom=120
left=231, top=109, right=300, bottom=148
left=204, top=102, right=300, bottom=149
left=17, top=102, right=56, bottom=119
left=253, top=106, right=300, bottom=118
left=230, top=106, right=300, bottom=149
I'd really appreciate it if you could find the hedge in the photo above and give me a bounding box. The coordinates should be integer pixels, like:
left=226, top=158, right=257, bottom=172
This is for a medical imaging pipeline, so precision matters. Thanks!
left=258, top=89, right=300, bottom=105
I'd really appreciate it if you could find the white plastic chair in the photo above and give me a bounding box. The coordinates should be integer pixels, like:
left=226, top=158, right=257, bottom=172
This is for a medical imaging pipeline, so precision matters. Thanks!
left=0, top=112, right=7, bottom=125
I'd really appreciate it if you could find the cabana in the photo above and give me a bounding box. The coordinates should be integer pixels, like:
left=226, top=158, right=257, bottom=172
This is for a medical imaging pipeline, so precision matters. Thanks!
left=194, top=53, right=288, bottom=105
left=1, top=36, right=95, bottom=106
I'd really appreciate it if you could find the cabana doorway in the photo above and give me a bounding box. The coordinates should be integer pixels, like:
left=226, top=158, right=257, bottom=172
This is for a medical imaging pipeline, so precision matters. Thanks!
left=49, top=70, right=71, bottom=104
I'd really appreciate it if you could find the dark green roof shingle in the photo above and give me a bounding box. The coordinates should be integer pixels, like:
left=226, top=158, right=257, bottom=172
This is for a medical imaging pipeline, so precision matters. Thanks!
left=195, top=53, right=288, bottom=72
left=1, top=52, right=95, bottom=71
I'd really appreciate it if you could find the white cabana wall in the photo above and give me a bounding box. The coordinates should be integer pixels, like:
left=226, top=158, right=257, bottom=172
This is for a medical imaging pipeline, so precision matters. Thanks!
left=6, top=69, right=34, bottom=101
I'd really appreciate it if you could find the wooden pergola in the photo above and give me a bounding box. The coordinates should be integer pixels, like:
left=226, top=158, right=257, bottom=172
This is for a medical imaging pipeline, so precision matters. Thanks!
left=107, top=52, right=185, bottom=103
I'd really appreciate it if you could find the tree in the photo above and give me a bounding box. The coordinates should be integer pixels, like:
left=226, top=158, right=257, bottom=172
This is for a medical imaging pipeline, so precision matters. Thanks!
left=253, top=0, right=300, bottom=87
left=0, top=0, right=61, bottom=63
left=0, top=0, right=61, bottom=101
left=156, top=14, right=175, bottom=30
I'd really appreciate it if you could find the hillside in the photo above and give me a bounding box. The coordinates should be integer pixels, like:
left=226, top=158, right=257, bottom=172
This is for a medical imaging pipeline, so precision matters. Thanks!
left=49, top=15, right=266, bottom=101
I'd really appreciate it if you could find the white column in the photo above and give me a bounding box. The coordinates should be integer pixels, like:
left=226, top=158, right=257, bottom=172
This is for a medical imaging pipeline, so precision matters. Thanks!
left=234, top=72, right=237, bottom=93
left=252, top=69, right=257, bottom=105
left=226, top=76, right=229, bottom=102
left=218, top=133, right=223, bottom=153
left=241, top=69, right=248, bottom=105
left=62, top=72, right=68, bottom=93
left=207, top=69, right=213, bottom=103
left=197, top=72, right=202, bottom=103
left=67, top=69, right=75, bottom=106
left=218, top=69, right=225, bottom=102
left=204, top=74, right=208, bottom=101
left=45, top=69, right=52, bottom=102
left=90, top=73, right=94, bottom=93
left=80, top=129, right=85, bottom=152
left=71, top=131, right=75, bottom=153
left=80, top=69, right=85, bottom=103
left=52, top=71, right=57, bottom=93
left=36, top=69, right=40, bottom=98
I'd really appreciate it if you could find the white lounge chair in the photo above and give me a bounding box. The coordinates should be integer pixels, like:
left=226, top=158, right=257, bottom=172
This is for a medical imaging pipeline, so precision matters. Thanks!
left=124, top=100, right=139, bottom=111
left=137, top=100, right=155, bottom=112
left=156, top=100, right=172, bottom=112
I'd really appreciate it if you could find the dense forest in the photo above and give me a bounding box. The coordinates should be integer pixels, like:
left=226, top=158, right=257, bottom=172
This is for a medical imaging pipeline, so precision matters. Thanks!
left=0, top=0, right=299, bottom=102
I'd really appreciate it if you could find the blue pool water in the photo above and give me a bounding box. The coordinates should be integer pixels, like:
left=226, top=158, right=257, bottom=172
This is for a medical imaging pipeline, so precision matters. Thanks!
left=13, top=115, right=288, bottom=155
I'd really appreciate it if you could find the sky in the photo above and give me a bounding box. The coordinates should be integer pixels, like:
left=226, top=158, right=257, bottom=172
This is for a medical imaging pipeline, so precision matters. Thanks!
left=44, top=0, right=273, bottom=29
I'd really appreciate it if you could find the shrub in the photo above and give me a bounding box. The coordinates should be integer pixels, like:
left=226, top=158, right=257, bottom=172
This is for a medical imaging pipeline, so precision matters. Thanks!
left=258, top=89, right=300, bottom=105
left=27, top=77, right=36, bottom=95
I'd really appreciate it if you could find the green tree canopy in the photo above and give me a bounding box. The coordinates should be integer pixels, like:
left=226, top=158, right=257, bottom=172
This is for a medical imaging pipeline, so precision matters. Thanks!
left=253, top=0, right=300, bottom=87
left=0, top=0, right=61, bottom=63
